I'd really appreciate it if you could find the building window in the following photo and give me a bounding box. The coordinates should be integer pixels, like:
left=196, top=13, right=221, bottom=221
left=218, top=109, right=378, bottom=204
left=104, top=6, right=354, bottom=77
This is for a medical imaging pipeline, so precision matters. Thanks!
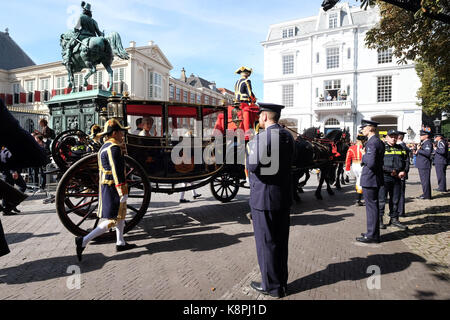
left=197, top=94, right=201, bottom=104
left=316, top=53, right=319, bottom=63
left=325, top=118, right=340, bottom=126
left=324, top=79, right=341, bottom=100
left=329, top=13, right=338, bottom=29
left=377, top=76, right=392, bottom=102
left=169, top=85, right=174, bottom=100
left=40, top=78, right=49, bottom=91
left=190, top=93, right=195, bottom=104
left=114, top=67, right=125, bottom=93
left=25, top=80, right=35, bottom=92
left=13, top=83, right=20, bottom=104
left=378, top=49, right=393, bottom=64
left=148, top=71, right=162, bottom=99
left=282, top=84, right=294, bottom=108
left=56, top=76, right=67, bottom=95
left=282, top=55, right=294, bottom=75
left=205, top=96, right=210, bottom=104
left=315, top=88, right=319, bottom=98
left=282, top=27, right=295, bottom=38
left=74, top=74, right=84, bottom=91
left=326, top=47, right=339, bottom=69
left=176, top=88, right=181, bottom=101
left=183, top=90, right=188, bottom=103
left=93, top=71, right=103, bottom=90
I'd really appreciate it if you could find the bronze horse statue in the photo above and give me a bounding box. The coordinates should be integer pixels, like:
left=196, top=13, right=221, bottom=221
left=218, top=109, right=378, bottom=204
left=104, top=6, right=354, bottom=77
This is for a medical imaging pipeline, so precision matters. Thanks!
left=60, top=30, right=129, bottom=91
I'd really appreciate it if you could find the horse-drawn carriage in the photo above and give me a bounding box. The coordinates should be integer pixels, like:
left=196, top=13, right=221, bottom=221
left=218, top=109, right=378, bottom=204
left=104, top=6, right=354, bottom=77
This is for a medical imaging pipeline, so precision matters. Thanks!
left=53, top=94, right=251, bottom=239
left=52, top=94, right=351, bottom=239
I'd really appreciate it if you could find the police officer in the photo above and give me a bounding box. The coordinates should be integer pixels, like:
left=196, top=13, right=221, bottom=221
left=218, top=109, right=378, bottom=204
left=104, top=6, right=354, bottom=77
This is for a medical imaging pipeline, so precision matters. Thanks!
left=75, top=119, right=137, bottom=262
left=1, top=147, right=27, bottom=215
left=378, top=130, right=408, bottom=230
left=415, top=130, right=433, bottom=199
left=433, top=133, right=448, bottom=192
left=356, top=120, right=385, bottom=244
left=247, top=103, right=294, bottom=298
left=397, top=131, right=411, bottom=217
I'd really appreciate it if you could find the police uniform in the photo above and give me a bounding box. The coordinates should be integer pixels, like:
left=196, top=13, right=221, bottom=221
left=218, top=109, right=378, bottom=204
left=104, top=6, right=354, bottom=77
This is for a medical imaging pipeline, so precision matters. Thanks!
left=357, top=120, right=385, bottom=243
left=378, top=130, right=408, bottom=230
left=416, top=130, right=433, bottom=199
left=1, top=147, right=27, bottom=214
left=246, top=103, right=294, bottom=298
left=434, top=134, right=448, bottom=192
left=397, top=132, right=411, bottom=217
left=75, top=119, right=136, bottom=262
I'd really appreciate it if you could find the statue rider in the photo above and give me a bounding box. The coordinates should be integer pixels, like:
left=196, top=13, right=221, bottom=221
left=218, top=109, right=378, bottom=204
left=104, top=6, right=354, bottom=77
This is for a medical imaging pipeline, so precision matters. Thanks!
left=64, top=1, right=104, bottom=66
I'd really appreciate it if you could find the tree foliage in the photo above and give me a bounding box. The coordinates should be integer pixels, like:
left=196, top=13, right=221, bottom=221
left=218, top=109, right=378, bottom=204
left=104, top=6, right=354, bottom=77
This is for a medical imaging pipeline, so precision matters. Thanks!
left=364, top=0, right=450, bottom=114
left=415, top=61, right=450, bottom=115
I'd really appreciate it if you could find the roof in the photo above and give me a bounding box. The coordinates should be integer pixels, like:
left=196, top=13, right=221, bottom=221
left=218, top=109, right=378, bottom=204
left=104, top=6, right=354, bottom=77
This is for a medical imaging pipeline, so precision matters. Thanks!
left=185, top=74, right=220, bottom=93
left=0, top=30, right=35, bottom=70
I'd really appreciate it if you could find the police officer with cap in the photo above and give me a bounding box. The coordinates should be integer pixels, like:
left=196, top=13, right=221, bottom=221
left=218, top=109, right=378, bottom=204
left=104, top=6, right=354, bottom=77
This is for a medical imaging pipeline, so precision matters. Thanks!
left=246, top=102, right=294, bottom=298
left=433, top=133, right=448, bottom=192
left=356, top=120, right=385, bottom=243
left=396, top=131, right=410, bottom=217
left=378, top=129, right=408, bottom=230
left=415, top=129, right=433, bottom=199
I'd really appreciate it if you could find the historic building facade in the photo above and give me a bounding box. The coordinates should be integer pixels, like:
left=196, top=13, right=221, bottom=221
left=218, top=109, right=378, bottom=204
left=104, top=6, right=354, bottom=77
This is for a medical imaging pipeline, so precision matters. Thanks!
left=262, top=3, right=422, bottom=142
left=0, top=34, right=229, bottom=134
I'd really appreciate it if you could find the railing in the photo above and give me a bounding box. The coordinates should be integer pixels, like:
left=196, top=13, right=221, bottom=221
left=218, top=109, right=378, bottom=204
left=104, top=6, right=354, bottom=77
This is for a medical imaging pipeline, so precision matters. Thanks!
left=316, top=99, right=352, bottom=109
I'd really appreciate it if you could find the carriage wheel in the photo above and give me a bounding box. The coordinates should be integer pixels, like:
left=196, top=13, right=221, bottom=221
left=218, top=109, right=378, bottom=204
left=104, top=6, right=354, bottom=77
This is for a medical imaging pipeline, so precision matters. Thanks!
left=210, top=171, right=240, bottom=203
left=56, top=154, right=151, bottom=239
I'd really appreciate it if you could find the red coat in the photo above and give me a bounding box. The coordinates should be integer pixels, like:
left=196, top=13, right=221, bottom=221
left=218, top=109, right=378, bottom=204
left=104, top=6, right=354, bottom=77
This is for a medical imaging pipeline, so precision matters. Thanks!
left=214, top=103, right=259, bottom=140
left=345, top=144, right=363, bottom=171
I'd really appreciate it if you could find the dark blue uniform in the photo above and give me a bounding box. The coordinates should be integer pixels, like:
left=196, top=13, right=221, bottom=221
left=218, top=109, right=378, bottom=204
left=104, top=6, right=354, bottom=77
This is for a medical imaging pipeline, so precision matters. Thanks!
left=434, top=139, right=448, bottom=192
left=246, top=123, right=294, bottom=296
left=378, top=143, right=409, bottom=221
left=235, top=77, right=256, bottom=103
left=398, top=141, right=411, bottom=216
left=360, top=135, right=385, bottom=241
left=416, top=139, right=433, bottom=199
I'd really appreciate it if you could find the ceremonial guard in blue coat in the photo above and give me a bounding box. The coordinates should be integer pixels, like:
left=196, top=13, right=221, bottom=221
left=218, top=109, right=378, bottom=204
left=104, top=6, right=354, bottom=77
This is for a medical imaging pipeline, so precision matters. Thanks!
left=415, top=130, right=433, bottom=199
left=234, top=66, right=256, bottom=104
left=433, top=133, right=448, bottom=192
left=357, top=120, right=385, bottom=243
left=396, top=131, right=410, bottom=217
left=246, top=103, right=294, bottom=298
left=75, top=119, right=137, bottom=261
left=378, top=130, right=408, bottom=231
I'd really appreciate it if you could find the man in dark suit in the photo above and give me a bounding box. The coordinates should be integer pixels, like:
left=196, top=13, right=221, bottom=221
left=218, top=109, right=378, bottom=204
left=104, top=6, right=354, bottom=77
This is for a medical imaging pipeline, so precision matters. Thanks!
left=246, top=102, right=294, bottom=298
left=356, top=120, right=385, bottom=243
left=415, top=130, right=433, bottom=199
left=433, top=133, right=448, bottom=192
left=397, top=131, right=411, bottom=217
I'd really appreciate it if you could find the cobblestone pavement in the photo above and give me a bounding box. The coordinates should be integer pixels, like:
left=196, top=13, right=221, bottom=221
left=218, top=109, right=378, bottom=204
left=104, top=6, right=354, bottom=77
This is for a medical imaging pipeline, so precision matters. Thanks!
left=0, top=167, right=448, bottom=300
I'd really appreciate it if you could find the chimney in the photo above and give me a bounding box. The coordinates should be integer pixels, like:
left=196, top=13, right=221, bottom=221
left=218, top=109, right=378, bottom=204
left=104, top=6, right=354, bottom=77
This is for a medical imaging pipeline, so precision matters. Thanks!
left=129, top=41, right=136, bottom=48
left=148, top=40, right=154, bottom=46
left=4, top=28, right=9, bottom=36
left=180, top=68, right=187, bottom=82
left=209, top=81, right=216, bottom=90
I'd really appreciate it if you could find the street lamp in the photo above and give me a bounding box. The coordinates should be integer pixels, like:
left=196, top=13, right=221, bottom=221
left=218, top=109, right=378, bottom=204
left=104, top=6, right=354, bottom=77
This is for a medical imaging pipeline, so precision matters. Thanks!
left=433, top=118, right=442, bottom=134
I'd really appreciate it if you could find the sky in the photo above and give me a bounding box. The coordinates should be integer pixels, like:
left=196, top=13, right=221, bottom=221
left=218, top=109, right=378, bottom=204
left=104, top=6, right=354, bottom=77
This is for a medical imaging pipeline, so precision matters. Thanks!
left=1, top=0, right=360, bottom=97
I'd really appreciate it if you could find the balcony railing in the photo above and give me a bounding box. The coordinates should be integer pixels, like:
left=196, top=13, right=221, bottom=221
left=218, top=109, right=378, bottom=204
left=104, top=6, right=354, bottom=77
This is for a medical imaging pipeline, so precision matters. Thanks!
left=316, top=99, right=352, bottom=110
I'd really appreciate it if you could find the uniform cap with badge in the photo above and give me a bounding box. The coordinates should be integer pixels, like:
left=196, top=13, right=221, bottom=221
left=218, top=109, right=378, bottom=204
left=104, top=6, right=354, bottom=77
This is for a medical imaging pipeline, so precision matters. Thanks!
left=360, top=119, right=379, bottom=128
left=257, top=103, right=285, bottom=115
left=386, top=129, right=398, bottom=136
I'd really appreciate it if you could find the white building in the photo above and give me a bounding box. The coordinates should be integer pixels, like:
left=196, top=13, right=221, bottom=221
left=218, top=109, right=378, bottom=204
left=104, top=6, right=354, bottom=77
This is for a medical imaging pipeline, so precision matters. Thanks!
left=262, top=3, right=422, bottom=142
left=0, top=32, right=229, bottom=134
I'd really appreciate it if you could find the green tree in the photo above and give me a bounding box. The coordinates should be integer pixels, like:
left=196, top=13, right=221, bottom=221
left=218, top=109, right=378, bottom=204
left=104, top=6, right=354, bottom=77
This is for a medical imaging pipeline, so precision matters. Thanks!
left=363, top=0, right=450, bottom=114
left=415, top=61, right=450, bottom=115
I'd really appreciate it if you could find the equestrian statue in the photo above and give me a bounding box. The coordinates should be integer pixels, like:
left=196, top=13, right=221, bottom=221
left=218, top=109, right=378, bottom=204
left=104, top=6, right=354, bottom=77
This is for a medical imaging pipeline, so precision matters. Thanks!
left=60, top=1, right=129, bottom=91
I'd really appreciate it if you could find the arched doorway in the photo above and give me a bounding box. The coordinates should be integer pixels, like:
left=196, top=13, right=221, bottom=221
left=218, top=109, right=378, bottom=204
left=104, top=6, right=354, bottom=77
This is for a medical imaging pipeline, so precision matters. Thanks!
left=324, top=117, right=340, bottom=135
left=372, top=116, right=397, bottom=136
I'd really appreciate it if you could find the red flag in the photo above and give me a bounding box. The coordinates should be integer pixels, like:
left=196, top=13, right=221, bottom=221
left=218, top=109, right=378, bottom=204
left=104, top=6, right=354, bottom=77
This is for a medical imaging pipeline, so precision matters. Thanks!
left=20, top=92, right=26, bottom=104
left=34, top=91, right=41, bottom=102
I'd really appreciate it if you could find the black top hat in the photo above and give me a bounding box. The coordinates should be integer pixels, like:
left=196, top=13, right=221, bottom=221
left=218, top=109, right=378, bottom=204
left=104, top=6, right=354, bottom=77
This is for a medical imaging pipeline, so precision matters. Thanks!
left=257, top=103, right=285, bottom=114
left=235, top=66, right=252, bottom=74
left=387, top=129, right=398, bottom=136
left=360, top=119, right=379, bottom=128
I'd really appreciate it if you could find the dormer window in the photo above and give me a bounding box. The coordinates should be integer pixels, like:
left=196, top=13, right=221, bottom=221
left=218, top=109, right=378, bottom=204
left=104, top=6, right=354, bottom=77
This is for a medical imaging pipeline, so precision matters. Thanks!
left=328, top=12, right=338, bottom=29
left=282, top=27, right=295, bottom=39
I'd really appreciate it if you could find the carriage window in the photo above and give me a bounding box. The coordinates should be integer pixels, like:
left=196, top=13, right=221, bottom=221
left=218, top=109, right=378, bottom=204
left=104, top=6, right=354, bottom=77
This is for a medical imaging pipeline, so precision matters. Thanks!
left=167, top=105, right=198, bottom=139
left=127, top=105, right=163, bottom=137
left=203, top=108, right=222, bottom=140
